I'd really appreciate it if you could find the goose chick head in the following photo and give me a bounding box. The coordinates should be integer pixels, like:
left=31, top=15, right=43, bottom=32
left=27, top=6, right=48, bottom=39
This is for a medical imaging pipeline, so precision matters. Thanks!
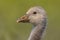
left=17, top=6, right=47, bottom=25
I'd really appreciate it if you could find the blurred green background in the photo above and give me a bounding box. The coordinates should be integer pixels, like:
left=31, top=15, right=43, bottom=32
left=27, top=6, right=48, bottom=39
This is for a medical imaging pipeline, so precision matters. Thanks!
left=0, top=0, right=60, bottom=40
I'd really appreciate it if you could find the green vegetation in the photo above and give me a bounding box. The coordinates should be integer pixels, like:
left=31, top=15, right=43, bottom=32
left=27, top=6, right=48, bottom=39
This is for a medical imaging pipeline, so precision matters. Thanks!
left=0, top=0, right=60, bottom=40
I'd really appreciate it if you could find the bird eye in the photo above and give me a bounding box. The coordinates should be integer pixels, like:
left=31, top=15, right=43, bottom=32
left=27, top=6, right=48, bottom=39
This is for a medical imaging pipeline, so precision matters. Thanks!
left=33, top=12, right=37, bottom=14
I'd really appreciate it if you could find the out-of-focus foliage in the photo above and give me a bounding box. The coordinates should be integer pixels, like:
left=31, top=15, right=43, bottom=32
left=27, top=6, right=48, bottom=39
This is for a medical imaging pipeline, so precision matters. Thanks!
left=0, top=0, right=60, bottom=40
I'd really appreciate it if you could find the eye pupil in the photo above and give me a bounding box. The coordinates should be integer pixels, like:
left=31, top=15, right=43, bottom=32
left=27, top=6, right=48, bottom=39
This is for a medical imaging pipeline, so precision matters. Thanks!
left=33, top=12, right=37, bottom=14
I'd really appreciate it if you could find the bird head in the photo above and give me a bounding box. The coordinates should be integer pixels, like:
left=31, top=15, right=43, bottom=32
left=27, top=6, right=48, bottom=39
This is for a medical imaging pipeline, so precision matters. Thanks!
left=17, top=6, right=47, bottom=25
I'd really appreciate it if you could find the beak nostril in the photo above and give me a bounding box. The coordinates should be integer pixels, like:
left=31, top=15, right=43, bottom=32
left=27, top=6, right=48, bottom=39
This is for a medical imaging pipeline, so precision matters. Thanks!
left=21, top=16, right=25, bottom=19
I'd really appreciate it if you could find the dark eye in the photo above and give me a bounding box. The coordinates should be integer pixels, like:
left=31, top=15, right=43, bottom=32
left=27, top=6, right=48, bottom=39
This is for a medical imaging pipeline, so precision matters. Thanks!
left=33, top=12, right=37, bottom=14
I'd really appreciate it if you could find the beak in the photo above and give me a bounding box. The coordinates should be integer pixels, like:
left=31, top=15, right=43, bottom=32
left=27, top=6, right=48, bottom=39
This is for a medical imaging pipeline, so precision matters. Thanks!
left=17, top=15, right=29, bottom=23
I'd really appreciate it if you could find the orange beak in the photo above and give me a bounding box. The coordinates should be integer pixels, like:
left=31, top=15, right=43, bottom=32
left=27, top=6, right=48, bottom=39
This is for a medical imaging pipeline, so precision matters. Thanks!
left=17, top=15, right=29, bottom=23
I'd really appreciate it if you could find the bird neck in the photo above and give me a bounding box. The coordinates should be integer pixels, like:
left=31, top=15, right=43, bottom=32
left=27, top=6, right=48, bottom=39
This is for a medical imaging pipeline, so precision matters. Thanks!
left=28, top=24, right=46, bottom=40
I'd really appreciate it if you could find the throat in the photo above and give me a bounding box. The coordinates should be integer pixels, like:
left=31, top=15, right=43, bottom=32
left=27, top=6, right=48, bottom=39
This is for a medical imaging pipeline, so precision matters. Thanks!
left=28, top=24, right=46, bottom=40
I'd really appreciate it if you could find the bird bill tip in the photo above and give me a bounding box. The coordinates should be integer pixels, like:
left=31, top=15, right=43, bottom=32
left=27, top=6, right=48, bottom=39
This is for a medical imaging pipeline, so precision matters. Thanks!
left=16, top=19, right=21, bottom=23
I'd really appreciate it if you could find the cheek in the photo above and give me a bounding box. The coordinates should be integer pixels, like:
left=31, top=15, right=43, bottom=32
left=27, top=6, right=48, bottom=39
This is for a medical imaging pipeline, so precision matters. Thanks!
left=29, top=15, right=41, bottom=23
left=29, top=16, right=35, bottom=22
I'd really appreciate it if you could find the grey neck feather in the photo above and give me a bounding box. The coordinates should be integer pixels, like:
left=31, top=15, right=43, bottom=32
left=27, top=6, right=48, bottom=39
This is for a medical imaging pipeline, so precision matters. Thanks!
left=28, top=19, right=47, bottom=40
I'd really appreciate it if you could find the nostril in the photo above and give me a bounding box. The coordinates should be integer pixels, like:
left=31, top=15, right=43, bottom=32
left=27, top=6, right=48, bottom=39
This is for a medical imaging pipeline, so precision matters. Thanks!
left=21, top=17, right=25, bottom=19
left=21, top=16, right=28, bottom=20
